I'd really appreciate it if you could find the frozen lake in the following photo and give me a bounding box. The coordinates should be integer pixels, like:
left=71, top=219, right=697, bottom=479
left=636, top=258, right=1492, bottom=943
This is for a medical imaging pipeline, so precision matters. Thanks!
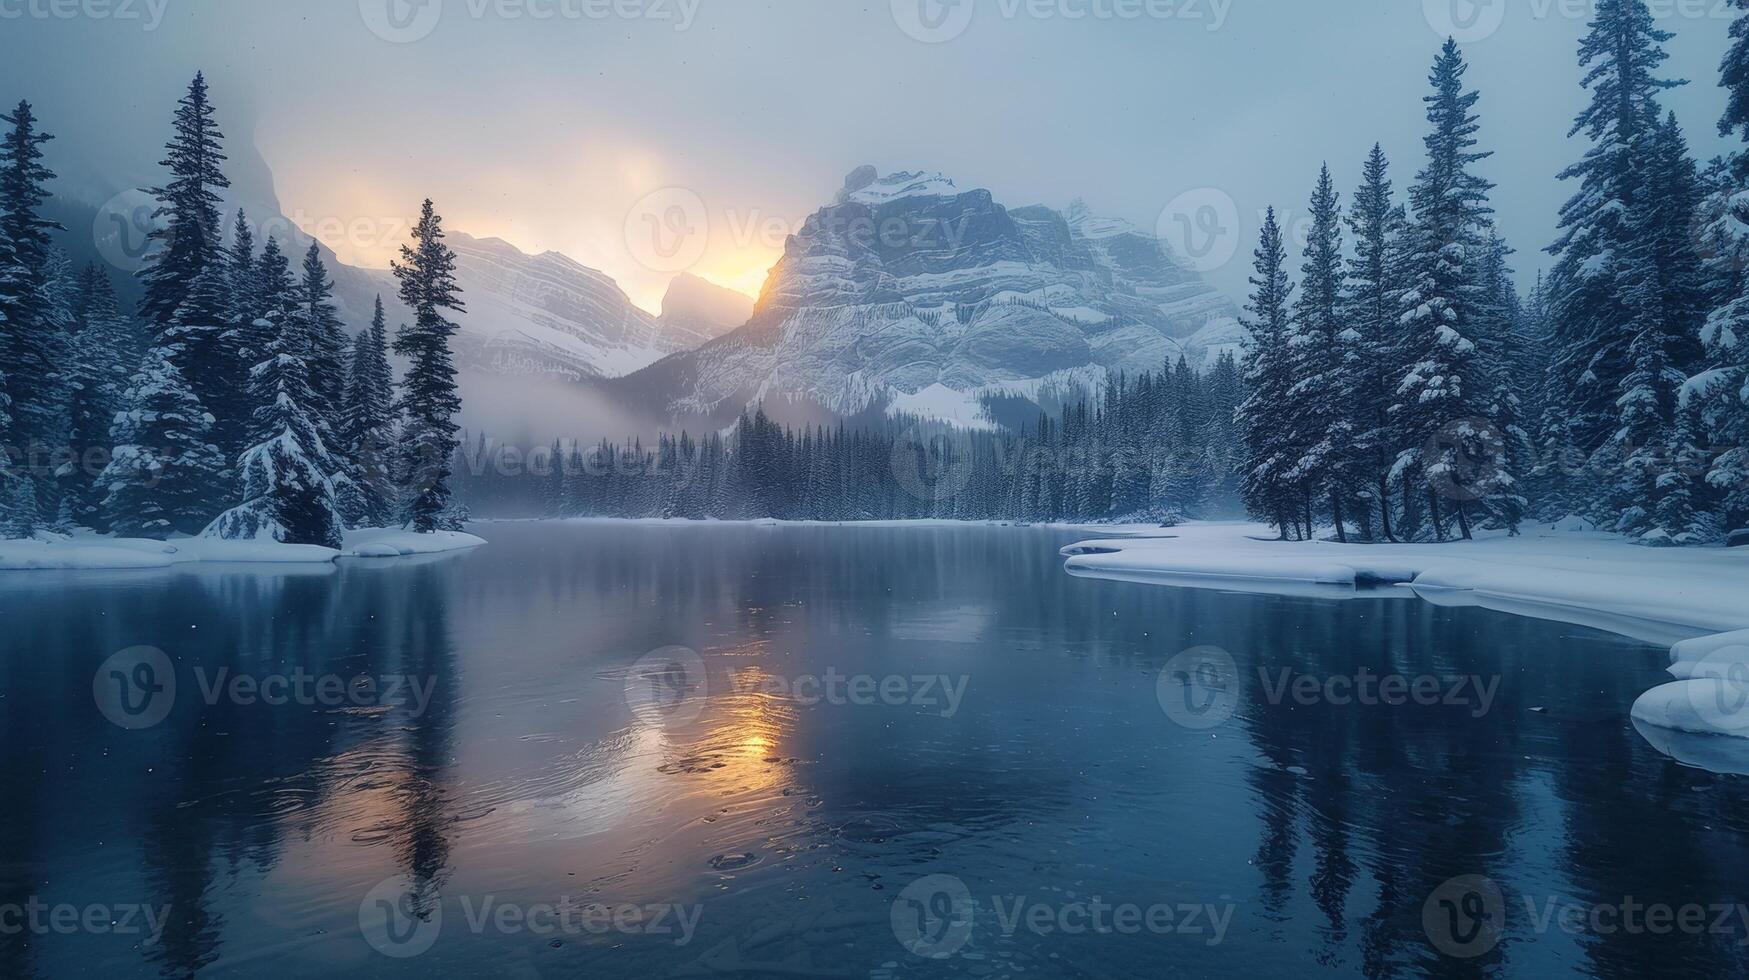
left=1, top=522, right=1745, bottom=978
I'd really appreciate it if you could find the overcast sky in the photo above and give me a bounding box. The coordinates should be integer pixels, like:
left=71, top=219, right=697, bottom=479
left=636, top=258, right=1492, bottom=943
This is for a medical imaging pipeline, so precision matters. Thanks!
left=0, top=0, right=1738, bottom=311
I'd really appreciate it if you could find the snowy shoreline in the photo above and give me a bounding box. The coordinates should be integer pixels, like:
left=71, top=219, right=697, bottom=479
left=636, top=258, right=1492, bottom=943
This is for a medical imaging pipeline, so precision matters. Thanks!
left=0, top=527, right=486, bottom=571
left=1060, top=522, right=1749, bottom=743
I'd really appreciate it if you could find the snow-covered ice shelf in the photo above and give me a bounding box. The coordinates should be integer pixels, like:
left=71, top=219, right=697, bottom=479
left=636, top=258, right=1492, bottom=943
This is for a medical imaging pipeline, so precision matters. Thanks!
left=1062, top=521, right=1749, bottom=746
left=0, top=528, right=486, bottom=570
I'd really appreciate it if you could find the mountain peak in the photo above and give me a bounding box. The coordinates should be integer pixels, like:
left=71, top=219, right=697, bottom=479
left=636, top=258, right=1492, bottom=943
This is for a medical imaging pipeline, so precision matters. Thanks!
left=835, top=167, right=959, bottom=206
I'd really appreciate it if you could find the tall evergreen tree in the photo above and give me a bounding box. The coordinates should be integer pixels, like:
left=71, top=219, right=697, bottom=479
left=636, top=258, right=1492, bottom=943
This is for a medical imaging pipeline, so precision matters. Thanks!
left=1394, top=39, right=1501, bottom=541
left=0, top=100, right=65, bottom=527
left=1546, top=1, right=1684, bottom=461
left=298, top=242, right=350, bottom=438
left=1238, top=207, right=1299, bottom=538
left=337, top=297, right=398, bottom=528
left=1287, top=164, right=1353, bottom=539
left=1343, top=144, right=1408, bottom=540
left=138, top=73, right=229, bottom=328
left=392, top=200, right=466, bottom=532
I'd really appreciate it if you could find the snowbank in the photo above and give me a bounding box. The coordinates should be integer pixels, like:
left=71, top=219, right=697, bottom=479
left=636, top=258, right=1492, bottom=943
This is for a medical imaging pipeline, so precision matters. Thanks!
left=340, top=528, right=487, bottom=558
left=0, top=527, right=485, bottom=571
left=1062, top=522, right=1749, bottom=645
left=1061, top=522, right=1749, bottom=747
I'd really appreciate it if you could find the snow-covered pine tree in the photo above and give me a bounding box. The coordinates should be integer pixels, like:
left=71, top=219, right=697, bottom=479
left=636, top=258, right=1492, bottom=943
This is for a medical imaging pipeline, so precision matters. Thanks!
left=99, top=347, right=227, bottom=537
left=1471, top=231, right=1528, bottom=534
left=1608, top=111, right=1713, bottom=541
left=1343, top=144, right=1408, bottom=540
left=138, top=73, right=229, bottom=329
left=1238, top=207, right=1299, bottom=538
left=1286, top=164, right=1352, bottom=540
left=297, top=243, right=350, bottom=438
left=204, top=258, right=345, bottom=549
left=337, top=296, right=398, bottom=528
left=0, top=363, right=33, bottom=538
left=223, top=210, right=266, bottom=398
left=1394, top=39, right=1500, bottom=542
left=137, top=76, right=244, bottom=475
left=0, top=100, right=66, bottom=526
left=1701, top=1, right=1749, bottom=533
left=1546, top=1, right=1684, bottom=477
left=62, top=265, right=138, bottom=530
left=391, top=200, right=466, bottom=532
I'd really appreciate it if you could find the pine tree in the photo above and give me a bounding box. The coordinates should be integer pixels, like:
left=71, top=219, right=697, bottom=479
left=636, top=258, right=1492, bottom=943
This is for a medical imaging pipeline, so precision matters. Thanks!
left=1393, top=39, right=1501, bottom=541
left=204, top=268, right=345, bottom=548
left=391, top=200, right=466, bottom=532
left=63, top=265, right=137, bottom=530
left=1343, top=145, right=1408, bottom=540
left=337, top=297, right=398, bottom=528
left=298, top=243, right=350, bottom=438
left=99, top=348, right=227, bottom=537
left=0, top=100, right=65, bottom=528
left=138, top=73, right=229, bottom=329
left=1287, top=164, right=1352, bottom=539
left=1238, top=207, right=1299, bottom=538
left=1546, top=1, right=1684, bottom=463
left=1472, top=231, right=1529, bottom=533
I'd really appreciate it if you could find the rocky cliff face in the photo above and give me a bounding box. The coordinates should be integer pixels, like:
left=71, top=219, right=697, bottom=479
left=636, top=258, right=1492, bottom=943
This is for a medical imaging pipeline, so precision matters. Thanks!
left=617, top=168, right=1246, bottom=429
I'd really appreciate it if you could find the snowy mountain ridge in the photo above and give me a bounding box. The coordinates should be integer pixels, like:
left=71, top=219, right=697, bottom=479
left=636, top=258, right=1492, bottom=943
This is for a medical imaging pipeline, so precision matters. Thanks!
left=615, top=166, right=1247, bottom=430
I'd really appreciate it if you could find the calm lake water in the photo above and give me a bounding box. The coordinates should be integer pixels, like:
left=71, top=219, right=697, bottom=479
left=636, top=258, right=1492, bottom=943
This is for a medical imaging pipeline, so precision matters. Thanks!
left=1, top=522, right=1745, bottom=978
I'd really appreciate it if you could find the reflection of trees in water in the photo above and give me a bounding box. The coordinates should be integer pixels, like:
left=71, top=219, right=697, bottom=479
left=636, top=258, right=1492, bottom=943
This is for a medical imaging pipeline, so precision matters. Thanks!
left=1220, top=596, right=1749, bottom=978
left=0, top=559, right=467, bottom=977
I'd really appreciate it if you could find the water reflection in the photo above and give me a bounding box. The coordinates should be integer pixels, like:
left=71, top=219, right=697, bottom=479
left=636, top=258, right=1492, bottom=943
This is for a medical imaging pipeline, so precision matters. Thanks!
left=0, top=524, right=1744, bottom=978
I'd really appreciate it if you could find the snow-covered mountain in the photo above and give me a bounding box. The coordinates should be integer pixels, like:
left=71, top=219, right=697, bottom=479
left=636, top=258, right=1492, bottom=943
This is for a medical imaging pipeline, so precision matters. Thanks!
left=408, top=231, right=713, bottom=381
left=614, top=167, right=1246, bottom=430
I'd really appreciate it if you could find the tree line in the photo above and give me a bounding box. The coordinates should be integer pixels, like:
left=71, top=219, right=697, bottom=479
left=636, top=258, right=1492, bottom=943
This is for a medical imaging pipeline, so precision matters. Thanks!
left=453, top=352, right=1247, bottom=523
left=1239, top=7, right=1749, bottom=545
left=0, top=73, right=466, bottom=546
